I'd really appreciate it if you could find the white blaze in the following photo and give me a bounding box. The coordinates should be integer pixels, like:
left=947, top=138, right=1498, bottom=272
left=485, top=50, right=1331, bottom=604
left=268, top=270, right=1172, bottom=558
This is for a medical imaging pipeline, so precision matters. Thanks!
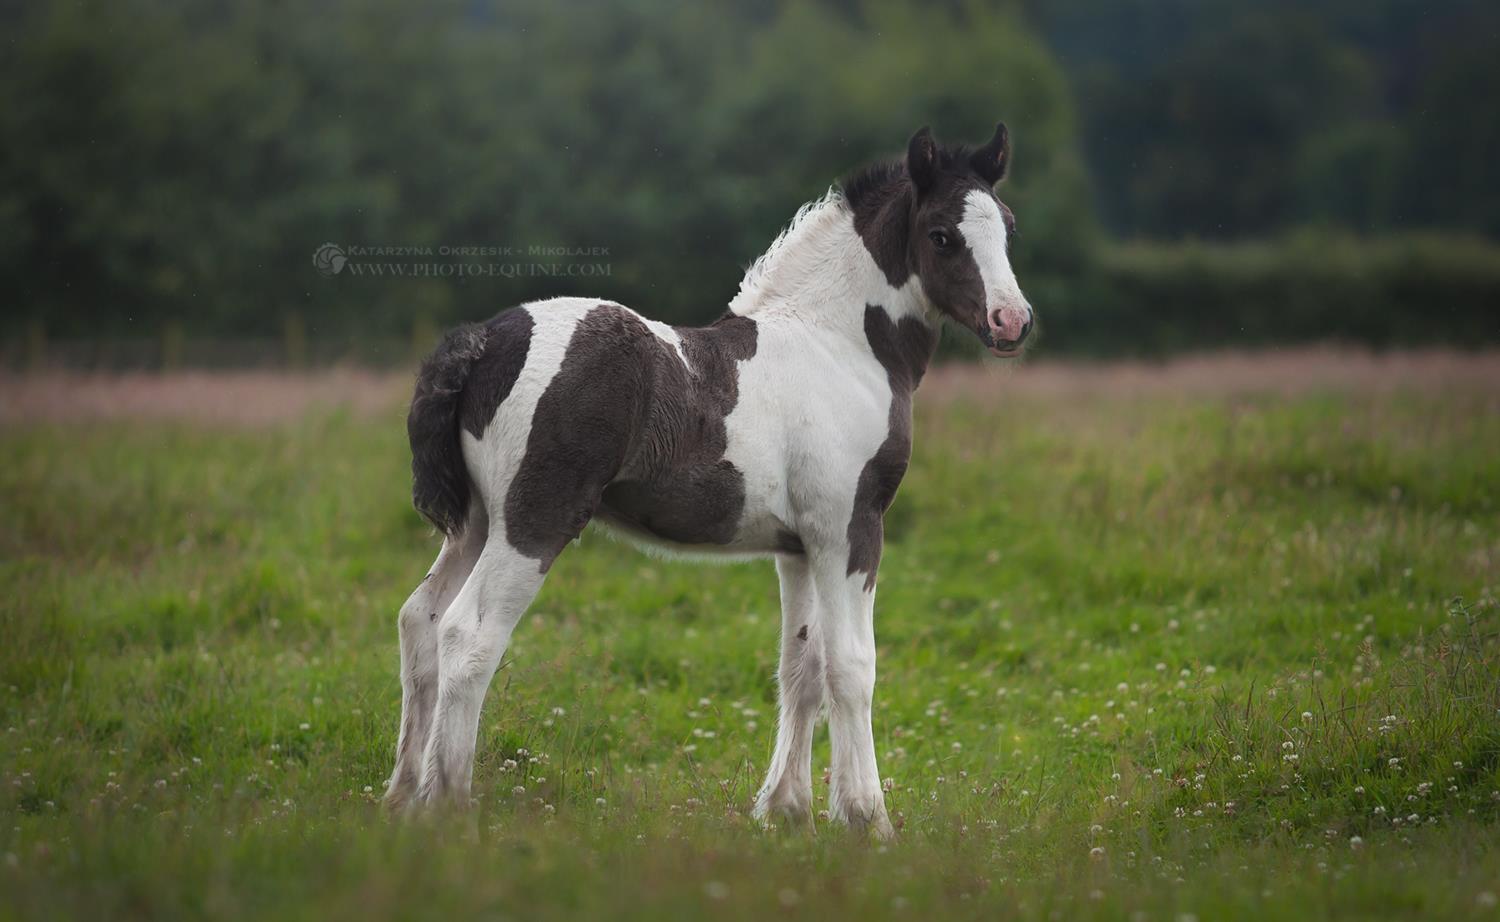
left=956, top=188, right=1028, bottom=316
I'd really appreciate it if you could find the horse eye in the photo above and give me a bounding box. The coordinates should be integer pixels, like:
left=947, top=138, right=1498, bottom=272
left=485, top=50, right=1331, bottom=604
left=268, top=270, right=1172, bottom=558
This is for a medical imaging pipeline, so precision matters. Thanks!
left=928, top=229, right=951, bottom=249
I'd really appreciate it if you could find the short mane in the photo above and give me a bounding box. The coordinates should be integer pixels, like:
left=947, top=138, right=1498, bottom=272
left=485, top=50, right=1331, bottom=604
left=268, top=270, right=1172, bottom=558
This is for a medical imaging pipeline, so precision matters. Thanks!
left=729, top=145, right=983, bottom=316
left=729, top=188, right=850, bottom=314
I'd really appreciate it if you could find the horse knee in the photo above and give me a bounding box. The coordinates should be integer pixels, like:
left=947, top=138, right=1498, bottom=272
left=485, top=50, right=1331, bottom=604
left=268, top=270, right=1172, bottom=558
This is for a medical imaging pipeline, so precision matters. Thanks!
left=437, top=617, right=505, bottom=686
left=825, top=651, right=875, bottom=709
left=398, top=592, right=436, bottom=638
left=781, top=649, right=825, bottom=710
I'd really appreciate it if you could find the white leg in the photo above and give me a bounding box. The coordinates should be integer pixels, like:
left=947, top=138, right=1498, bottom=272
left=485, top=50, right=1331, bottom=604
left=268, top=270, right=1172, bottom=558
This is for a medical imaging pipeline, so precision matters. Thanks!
left=813, top=549, right=893, bottom=840
left=753, top=554, right=823, bottom=827
left=386, top=511, right=487, bottom=810
left=417, top=538, right=546, bottom=806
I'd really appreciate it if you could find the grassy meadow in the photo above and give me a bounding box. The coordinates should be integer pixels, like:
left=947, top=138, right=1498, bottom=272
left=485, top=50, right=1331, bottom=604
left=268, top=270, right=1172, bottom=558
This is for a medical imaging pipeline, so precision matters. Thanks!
left=2, top=354, right=1499, bottom=920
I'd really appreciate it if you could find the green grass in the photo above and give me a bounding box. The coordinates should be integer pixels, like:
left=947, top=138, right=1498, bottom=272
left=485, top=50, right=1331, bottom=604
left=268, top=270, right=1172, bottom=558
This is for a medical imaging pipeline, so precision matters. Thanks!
left=2, top=378, right=1499, bottom=920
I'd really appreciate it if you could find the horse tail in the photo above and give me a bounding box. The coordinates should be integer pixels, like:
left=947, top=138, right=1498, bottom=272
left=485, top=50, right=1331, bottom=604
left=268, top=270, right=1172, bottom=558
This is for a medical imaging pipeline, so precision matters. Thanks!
left=407, top=322, right=487, bottom=537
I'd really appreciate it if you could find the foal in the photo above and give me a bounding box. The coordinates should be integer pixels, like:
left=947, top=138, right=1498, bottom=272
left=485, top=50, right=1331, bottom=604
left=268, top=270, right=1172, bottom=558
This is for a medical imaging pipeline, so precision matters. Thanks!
left=386, top=124, right=1034, bottom=838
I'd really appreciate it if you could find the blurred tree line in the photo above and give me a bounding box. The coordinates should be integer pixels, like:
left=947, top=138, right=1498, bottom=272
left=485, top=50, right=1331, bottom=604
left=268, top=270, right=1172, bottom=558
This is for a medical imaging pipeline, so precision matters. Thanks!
left=1030, top=0, right=1500, bottom=239
left=1, top=0, right=1495, bottom=360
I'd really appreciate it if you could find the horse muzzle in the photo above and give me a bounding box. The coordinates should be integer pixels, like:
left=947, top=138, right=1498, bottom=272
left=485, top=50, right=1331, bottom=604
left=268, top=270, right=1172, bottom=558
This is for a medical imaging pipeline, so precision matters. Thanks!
left=986, top=305, right=1033, bottom=357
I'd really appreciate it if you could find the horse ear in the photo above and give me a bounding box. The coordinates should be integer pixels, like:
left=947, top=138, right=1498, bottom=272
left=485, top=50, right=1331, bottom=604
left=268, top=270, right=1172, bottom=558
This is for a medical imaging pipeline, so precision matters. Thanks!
left=970, top=122, right=1010, bottom=185
left=907, top=126, right=937, bottom=193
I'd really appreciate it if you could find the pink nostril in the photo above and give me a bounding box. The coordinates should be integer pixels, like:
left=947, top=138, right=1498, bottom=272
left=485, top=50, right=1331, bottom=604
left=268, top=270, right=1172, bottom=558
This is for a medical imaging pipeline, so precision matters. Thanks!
left=989, top=306, right=1031, bottom=344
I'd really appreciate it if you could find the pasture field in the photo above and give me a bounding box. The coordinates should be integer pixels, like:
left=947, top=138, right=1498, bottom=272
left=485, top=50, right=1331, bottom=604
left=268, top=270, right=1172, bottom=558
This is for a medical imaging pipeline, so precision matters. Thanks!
left=2, top=352, right=1499, bottom=921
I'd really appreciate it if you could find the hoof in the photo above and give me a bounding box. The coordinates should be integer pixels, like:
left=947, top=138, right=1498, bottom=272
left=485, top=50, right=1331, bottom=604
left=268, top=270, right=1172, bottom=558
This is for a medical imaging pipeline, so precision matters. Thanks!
left=382, top=778, right=416, bottom=814
left=832, top=796, right=895, bottom=842
left=752, top=792, right=814, bottom=832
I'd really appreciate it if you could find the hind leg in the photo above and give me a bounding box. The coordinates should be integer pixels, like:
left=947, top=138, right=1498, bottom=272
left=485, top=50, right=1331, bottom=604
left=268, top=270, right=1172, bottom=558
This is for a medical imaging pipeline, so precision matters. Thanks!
left=386, top=507, right=488, bottom=810
left=417, top=537, right=547, bottom=806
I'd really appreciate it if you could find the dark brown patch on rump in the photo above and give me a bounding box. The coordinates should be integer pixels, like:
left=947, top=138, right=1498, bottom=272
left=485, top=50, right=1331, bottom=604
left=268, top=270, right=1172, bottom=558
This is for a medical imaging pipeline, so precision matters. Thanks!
left=504, top=305, right=759, bottom=571
left=504, top=305, right=652, bottom=570
left=459, top=308, right=534, bottom=439
left=846, top=304, right=937, bottom=590
left=598, top=313, right=758, bottom=547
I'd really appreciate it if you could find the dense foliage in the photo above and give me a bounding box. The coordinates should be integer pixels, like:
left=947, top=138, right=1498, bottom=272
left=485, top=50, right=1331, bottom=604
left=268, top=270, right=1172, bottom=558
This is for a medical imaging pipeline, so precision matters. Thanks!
left=2, top=0, right=1496, bottom=356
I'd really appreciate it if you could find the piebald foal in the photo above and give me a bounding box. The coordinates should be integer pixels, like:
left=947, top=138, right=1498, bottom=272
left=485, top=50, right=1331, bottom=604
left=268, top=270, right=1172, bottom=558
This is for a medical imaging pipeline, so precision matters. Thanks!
left=386, top=124, right=1034, bottom=838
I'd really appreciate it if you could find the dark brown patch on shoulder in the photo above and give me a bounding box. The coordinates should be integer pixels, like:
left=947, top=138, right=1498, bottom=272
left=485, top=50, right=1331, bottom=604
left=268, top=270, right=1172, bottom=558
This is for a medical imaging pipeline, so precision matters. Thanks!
left=796, top=624, right=809, bottom=641
left=459, top=307, right=534, bottom=439
left=597, top=313, right=758, bottom=547
left=846, top=305, right=937, bottom=590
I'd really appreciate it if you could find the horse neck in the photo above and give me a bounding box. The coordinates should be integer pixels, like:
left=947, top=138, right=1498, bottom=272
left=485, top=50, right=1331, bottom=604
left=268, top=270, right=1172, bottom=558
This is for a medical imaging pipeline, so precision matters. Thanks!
left=728, top=201, right=933, bottom=355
